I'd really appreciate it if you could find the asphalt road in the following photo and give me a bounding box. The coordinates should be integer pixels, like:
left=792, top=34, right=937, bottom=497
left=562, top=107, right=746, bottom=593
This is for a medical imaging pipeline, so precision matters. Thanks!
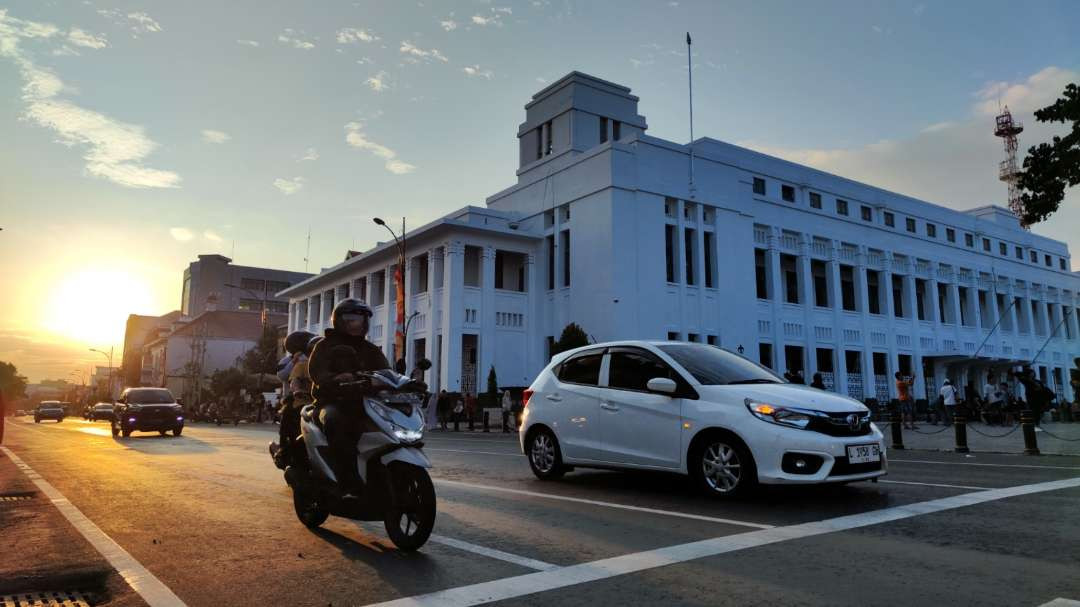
left=2, top=417, right=1080, bottom=607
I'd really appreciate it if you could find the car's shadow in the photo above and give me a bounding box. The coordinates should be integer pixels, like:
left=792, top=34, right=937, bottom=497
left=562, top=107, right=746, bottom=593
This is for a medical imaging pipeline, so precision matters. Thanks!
left=111, top=432, right=218, bottom=454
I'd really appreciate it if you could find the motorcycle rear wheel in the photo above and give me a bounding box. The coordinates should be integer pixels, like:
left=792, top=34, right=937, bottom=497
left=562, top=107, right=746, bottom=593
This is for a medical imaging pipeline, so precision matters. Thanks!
left=293, top=487, right=329, bottom=528
left=383, top=464, right=436, bottom=552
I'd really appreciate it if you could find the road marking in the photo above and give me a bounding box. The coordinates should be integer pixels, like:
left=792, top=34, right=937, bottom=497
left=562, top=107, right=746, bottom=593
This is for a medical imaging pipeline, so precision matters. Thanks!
left=879, top=479, right=992, bottom=491
left=428, top=448, right=523, bottom=457
left=0, top=446, right=187, bottom=607
left=891, top=458, right=1080, bottom=471
left=427, top=534, right=559, bottom=571
left=435, top=479, right=774, bottom=530
left=1040, top=600, right=1080, bottom=607
left=365, top=474, right=1080, bottom=607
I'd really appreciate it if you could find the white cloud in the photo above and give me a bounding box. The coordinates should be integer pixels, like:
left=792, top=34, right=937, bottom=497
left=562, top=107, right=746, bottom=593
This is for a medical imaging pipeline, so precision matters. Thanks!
left=344, top=121, right=415, bottom=175
left=203, top=230, right=223, bottom=242
left=237, top=39, right=260, bottom=47
left=629, top=58, right=654, bottom=69
left=921, top=121, right=955, bottom=133
left=399, top=40, right=448, bottom=62
left=126, top=12, right=161, bottom=33
left=337, top=27, right=378, bottom=44
left=471, top=7, right=511, bottom=26
left=0, top=10, right=180, bottom=188
left=278, top=29, right=314, bottom=50
left=365, top=70, right=390, bottom=92
left=356, top=56, right=374, bottom=65
left=97, top=10, right=161, bottom=36
left=273, top=177, right=306, bottom=195
left=299, top=147, right=319, bottom=161
left=52, top=45, right=80, bottom=56
left=201, top=129, right=230, bottom=144
left=440, top=19, right=458, bottom=31
left=170, top=227, right=194, bottom=241
left=972, top=66, right=1075, bottom=117
left=463, top=64, right=493, bottom=79
left=67, top=28, right=107, bottom=49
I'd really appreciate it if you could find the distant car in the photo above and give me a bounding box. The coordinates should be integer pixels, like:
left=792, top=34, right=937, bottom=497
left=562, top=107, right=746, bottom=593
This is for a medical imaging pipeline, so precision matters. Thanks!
left=113, top=388, right=184, bottom=437
left=35, top=401, right=65, bottom=423
left=88, top=402, right=117, bottom=422
left=520, top=341, right=886, bottom=498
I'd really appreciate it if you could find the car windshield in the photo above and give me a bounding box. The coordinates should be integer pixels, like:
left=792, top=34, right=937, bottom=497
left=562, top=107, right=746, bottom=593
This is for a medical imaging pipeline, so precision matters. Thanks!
left=658, top=344, right=783, bottom=386
left=126, top=389, right=175, bottom=404
left=40, top=404, right=61, bottom=409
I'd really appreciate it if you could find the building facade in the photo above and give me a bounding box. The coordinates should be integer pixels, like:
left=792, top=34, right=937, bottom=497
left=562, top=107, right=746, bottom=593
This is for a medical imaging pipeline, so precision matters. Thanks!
left=121, top=311, right=182, bottom=387
left=281, top=72, right=1080, bottom=404
left=181, top=254, right=312, bottom=318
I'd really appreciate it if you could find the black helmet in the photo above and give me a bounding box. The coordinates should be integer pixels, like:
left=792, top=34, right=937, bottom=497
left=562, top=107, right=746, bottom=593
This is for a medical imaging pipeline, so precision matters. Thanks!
left=305, top=335, right=324, bottom=356
left=331, top=298, right=373, bottom=333
left=285, top=330, right=316, bottom=354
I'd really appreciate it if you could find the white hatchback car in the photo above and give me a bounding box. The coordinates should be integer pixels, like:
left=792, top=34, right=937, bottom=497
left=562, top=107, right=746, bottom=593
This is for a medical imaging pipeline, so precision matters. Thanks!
left=520, top=341, right=887, bottom=497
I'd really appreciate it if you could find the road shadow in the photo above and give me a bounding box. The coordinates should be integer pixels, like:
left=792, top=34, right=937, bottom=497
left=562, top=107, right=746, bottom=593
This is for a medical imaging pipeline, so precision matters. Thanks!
left=111, top=432, right=218, bottom=455
left=307, top=524, right=453, bottom=590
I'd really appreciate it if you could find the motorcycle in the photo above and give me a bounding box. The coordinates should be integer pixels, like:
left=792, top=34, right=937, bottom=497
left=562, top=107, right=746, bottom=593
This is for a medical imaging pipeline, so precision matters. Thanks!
left=281, top=354, right=435, bottom=552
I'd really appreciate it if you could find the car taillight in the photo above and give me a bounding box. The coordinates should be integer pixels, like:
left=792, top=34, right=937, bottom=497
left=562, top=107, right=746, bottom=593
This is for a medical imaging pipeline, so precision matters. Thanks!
left=522, top=389, right=533, bottom=409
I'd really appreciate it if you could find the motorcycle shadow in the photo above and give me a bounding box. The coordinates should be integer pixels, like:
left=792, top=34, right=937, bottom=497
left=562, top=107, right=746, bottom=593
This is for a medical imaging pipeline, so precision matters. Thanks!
left=309, top=524, right=438, bottom=569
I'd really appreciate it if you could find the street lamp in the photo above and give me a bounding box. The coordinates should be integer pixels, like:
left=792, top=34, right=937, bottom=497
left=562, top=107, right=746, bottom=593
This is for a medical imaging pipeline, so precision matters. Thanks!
left=374, top=217, right=408, bottom=369
left=89, top=347, right=115, bottom=401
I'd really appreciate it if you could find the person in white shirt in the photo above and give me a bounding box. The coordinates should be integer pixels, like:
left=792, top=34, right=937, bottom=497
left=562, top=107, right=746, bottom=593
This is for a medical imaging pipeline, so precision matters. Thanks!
left=501, top=389, right=513, bottom=433
left=983, top=374, right=1004, bottom=425
left=939, top=380, right=958, bottom=425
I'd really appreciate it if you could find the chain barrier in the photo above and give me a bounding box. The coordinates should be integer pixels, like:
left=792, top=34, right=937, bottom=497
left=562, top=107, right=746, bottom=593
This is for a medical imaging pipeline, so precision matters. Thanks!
left=965, top=423, right=1021, bottom=439
left=909, top=424, right=952, bottom=435
left=1037, top=428, right=1080, bottom=442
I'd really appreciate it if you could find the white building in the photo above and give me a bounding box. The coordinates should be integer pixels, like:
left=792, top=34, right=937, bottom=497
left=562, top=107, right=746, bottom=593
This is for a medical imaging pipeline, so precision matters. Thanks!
left=281, top=72, right=1080, bottom=404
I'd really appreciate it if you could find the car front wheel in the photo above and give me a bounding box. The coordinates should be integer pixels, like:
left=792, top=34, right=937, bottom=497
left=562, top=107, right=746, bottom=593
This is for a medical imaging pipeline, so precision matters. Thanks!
left=691, top=436, right=756, bottom=498
left=173, top=426, right=183, bottom=436
left=526, top=428, right=566, bottom=480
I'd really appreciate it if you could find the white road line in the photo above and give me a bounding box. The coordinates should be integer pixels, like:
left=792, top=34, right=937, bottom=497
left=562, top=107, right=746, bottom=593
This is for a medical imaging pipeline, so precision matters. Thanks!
left=428, top=448, right=523, bottom=457
left=365, top=475, right=1080, bottom=607
left=1040, top=600, right=1080, bottom=607
left=891, top=458, right=1080, bottom=471
left=427, top=534, right=559, bottom=571
left=879, top=479, right=992, bottom=491
left=0, top=446, right=187, bottom=607
left=435, top=479, right=774, bottom=530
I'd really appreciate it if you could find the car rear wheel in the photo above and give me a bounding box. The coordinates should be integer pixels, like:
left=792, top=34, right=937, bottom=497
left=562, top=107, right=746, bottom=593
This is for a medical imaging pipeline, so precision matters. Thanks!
left=527, top=428, right=566, bottom=480
left=691, top=436, right=756, bottom=498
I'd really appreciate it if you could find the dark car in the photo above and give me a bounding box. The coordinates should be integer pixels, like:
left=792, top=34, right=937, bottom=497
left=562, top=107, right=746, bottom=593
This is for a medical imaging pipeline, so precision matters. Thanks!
left=89, top=402, right=117, bottom=422
left=113, top=388, right=184, bottom=437
left=35, top=401, right=65, bottom=423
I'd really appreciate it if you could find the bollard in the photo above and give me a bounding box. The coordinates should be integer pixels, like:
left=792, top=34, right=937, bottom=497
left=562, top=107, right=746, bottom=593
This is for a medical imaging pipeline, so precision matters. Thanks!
left=890, top=411, right=904, bottom=450
left=483, top=411, right=490, bottom=432
left=1020, top=410, right=1040, bottom=455
left=953, top=414, right=969, bottom=453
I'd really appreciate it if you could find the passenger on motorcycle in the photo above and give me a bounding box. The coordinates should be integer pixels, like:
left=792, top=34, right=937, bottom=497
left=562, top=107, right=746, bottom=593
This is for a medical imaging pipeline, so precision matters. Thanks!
left=271, top=331, right=318, bottom=468
left=308, top=298, right=390, bottom=496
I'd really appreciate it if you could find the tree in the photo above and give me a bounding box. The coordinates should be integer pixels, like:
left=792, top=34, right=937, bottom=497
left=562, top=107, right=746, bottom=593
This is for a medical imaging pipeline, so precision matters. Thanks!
left=486, top=365, right=499, bottom=397
left=210, top=367, right=247, bottom=400
left=242, top=324, right=280, bottom=377
left=0, top=362, right=28, bottom=401
left=1018, top=82, right=1080, bottom=225
left=551, top=322, right=590, bottom=357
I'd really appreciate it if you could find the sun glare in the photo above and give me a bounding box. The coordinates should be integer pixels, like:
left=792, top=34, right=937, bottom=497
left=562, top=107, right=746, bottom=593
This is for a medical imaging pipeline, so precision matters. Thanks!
left=44, top=269, right=155, bottom=346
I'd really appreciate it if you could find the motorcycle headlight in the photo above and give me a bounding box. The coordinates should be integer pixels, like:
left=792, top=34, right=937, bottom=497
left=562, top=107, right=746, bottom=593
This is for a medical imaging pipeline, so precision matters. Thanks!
left=745, top=400, right=813, bottom=429
left=392, top=428, right=424, bottom=443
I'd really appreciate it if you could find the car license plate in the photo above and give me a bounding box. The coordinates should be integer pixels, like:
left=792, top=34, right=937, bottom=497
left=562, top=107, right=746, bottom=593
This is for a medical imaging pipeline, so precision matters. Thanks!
left=846, top=444, right=880, bottom=464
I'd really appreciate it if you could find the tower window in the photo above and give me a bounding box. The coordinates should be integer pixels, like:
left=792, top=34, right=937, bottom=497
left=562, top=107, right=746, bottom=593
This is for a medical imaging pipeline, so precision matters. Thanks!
left=809, top=192, right=822, bottom=209
left=782, top=185, right=795, bottom=202
left=946, top=228, right=956, bottom=242
left=905, top=218, right=916, bottom=233
left=836, top=199, right=849, bottom=216
left=753, top=177, right=766, bottom=195
left=884, top=212, right=894, bottom=227
left=860, top=205, right=872, bottom=221
left=612, top=120, right=621, bottom=140
left=926, top=223, right=937, bottom=238
left=599, top=117, right=608, bottom=143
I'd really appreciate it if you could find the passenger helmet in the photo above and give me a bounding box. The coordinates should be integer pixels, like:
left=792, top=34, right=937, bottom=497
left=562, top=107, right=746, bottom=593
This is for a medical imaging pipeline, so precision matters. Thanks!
left=305, top=335, right=324, bottom=356
left=285, top=330, right=316, bottom=354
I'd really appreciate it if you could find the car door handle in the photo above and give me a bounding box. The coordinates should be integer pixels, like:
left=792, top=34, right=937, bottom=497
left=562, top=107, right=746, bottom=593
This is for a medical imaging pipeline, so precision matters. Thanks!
left=600, top=402, right=619, bottom=411
left=545, top=394, right=563, bottom=402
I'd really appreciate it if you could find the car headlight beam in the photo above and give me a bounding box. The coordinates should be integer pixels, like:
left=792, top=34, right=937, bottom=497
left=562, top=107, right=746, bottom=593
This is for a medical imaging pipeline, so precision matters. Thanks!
left=745, top=400, right=813, bottom=429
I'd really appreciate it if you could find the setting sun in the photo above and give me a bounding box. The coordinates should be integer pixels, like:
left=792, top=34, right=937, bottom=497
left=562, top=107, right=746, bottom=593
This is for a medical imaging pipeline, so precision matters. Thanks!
left=43, top=269, right=155, bottom=346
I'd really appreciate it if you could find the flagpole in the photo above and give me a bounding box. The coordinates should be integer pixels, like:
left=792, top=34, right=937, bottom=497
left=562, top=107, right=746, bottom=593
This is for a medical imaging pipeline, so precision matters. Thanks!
left=687, top=32, right=695, bottom=198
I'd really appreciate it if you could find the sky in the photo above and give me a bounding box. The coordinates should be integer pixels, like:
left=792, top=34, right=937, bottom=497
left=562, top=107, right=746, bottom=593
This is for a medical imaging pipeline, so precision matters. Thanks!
left=1, top=0, right=1078, bottom=382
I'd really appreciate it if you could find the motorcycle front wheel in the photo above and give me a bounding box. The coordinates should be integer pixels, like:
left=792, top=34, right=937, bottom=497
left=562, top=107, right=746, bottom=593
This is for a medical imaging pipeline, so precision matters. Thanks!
left=293, top=487, right=329, bottom=528
left=383, top=463, right=436, bottom=552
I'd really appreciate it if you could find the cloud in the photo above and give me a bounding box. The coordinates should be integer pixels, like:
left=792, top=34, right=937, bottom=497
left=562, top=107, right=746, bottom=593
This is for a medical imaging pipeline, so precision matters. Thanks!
left=170, top=227, right=194, bottom=241
left=201, top=129, right=230, bottom=144
left=914, top=3, right=926, bottom=16
left=344, top=121, right=415, bottom=174
left=97, top=9, right=161, bottom=36
left=67, top=28, right=107, bottom=49
left=273, top=177, right=306, bottom=195
left=629, top=58, right=654, bottom=69
left=463, top=64, right=493, bottom=79
left=440, top=19, right=458, bottom=31
left=336, top=27, right=378, bottom=43
left=278, top=29, right=314, bottom=50
left=203, top=229, right=223, bottom=242
left=126, top=12, right=161, bottom=33
left=972, top=66, right=1075, bottom=117
left=0, top=328, right=114, bottom=383
left=299, top=147, right=319, bottom=161
left=921, top=121, right=955, bottom=133
left=0, top=10, right=180, bottom=188
left=237, top=39, right=259, bottom=47
left=399, top=40, right=448, bottom=62
left=356, top=56, right=374, bottom=65
left=471, top=7, right=511, bottom=26
left=365, top=70, right=390, bottom=92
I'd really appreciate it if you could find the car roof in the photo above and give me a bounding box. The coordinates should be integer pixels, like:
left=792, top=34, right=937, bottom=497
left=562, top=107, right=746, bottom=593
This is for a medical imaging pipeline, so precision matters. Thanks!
left=551, top=339, right=702, bottom=364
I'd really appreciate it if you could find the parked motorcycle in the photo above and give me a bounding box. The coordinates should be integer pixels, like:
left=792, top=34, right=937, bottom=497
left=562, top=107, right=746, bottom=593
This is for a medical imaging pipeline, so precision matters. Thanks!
left=281, top=354, right=435, bottom=551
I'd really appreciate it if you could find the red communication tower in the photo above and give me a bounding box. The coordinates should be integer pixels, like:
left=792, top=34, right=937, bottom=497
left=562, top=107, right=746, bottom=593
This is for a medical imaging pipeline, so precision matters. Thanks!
left=994, top=106, right=1025, bottom=226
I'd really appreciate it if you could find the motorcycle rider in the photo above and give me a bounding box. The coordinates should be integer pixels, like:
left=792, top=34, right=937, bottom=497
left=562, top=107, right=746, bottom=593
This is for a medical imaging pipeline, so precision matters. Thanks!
left=270, top=331, right=317, bottom=467
left=307, top=298, right=391, bottom=496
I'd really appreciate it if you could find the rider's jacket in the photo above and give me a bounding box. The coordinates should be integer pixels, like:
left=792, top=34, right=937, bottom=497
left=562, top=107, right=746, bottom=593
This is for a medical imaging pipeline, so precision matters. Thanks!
left=308, top=329, right=390, bottom=401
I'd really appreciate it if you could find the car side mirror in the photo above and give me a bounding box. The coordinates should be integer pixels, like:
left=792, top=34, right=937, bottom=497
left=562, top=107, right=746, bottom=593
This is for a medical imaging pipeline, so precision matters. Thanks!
left=416, top=358, right=432, bottom=371
left=646, top=377, right=678, bottom=395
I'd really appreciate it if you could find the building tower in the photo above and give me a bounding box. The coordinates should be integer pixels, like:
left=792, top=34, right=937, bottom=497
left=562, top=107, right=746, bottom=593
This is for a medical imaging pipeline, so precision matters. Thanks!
left=994, top=106, right=1025, bottom=226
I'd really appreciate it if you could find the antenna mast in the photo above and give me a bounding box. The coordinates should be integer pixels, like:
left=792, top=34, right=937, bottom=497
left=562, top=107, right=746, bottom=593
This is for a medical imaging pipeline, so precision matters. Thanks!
left=304, top=227, right=311, bottom=272
left=994, top=106, right=1025, bottom=227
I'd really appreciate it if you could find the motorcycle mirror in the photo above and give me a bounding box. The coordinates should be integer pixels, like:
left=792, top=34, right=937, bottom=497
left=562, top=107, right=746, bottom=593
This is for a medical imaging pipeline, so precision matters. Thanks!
left=417, top=358, right=432, bottom=371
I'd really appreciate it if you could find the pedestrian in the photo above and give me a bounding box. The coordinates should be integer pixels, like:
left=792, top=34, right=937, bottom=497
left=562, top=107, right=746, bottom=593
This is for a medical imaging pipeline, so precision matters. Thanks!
left=452, top=394, right=464, bottom=430
left=501, top=389, right=512, bottom=432
left=939, top=379, right=958, bottom=425
left=437, top=390, right=450, bottom=430
left=810, top=373, right=826, bottom=390
left=982, top=374, right=1004, bottom=425
left=896, top=372, right=917, bottom=429
left=1013, top=367, right=1053, bottom=427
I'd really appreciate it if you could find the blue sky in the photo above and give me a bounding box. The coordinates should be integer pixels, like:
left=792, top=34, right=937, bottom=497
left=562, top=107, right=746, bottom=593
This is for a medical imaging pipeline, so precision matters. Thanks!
left=1, top=0, right=1078, bottom=381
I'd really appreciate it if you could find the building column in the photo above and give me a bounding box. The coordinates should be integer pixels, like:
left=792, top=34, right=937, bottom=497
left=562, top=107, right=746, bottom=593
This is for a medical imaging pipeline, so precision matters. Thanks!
left=828, top=243, right=847, bottom=395
left=972, top=283, right=984, bottom=335
left=927, top=277, right=941, bottom=327
left=1007, top=286, right=1020, bottom=339
left=307, top=295, right=318, bottom=331
left=986, top=285, right=1001, bottom=335
left=477, top=246, right=497, bottom=397
left=427, top=247, right=444, bottom=390
left=949, top=283, right=962, bottom=334
left=526, top=253, right=543, bottom=379
left=798, top=236, right=816, bottom=378
left=440, top=242, right=465, bottom=392
left=383, top=265, right=395, bottom=358
left=768, top=229, right=785, bottom=375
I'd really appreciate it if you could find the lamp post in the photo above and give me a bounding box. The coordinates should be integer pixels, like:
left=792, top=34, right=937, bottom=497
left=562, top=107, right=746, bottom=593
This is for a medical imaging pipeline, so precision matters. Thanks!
left=374, top=217, right=407, bottom=368
left=90, top=347, right=115, bottom=401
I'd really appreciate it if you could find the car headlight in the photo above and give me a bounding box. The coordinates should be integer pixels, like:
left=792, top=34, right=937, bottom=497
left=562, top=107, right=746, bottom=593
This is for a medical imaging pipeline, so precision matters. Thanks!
left=745, top=400, right=814, bottom=429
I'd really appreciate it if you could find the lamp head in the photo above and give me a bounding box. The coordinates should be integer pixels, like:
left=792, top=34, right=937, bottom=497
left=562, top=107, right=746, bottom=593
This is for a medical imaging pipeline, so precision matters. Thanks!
left=373, top=217, right=386, bottom=226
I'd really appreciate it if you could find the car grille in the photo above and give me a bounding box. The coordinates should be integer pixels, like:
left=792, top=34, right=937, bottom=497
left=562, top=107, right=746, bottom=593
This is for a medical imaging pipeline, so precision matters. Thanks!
left=136, top=406, right=175, bottom=420
left=808, top=411, right=873, bottom=437
left=829, top=456, right=883, bottom=476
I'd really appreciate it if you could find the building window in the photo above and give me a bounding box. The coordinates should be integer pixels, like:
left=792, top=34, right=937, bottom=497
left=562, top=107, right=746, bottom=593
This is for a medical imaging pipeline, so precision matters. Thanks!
left=665, top=225, right=677, bottom=283
left=753, top=177, right=766, bottom=195
left=781, top=185, right=795, bottom=202
left=667, top=331, right=680, bottom=341
left=241, top=277, right=266, bottom=292
left=684, top=228, right=696, bottom=286
left=1061, top=258, right=1068, bottom=270
left=905, top=218, right=916, bottom=233
left=599, top=117, right=608, bottom=143
left=1045, top=254, right=1052, bottom=267
left=1015, top=246, right=1023, bottom=260
left=840, top=265, right=856, bottom=311
left=703, top=231, right=715, bottom=288
left=809, top=192, right=822, bottom=209
left=926, top=223, right=937, bottom=238
left=545, top=120, right=553, bottom=155
left=884, top=212, right=894, bottom=227
left=707, top=335, right=718, bottom=346
left=759, top=343, right=774, bottom=369
left=946, top=228, right=955, bottom=242
left=892, top=275, right=905, bottom=318
left=836, top=199, right=849, bottom=216
left=687, top=333, right=699, bottom=343
left=754, top=249, right=769, bottom=299
left=866, top=270, right=881, bottom=315
left=999, top=242, right=1007, bottom=256
left=546, top=235, right=555, bottom=290
left=860, top=205, right=872, bottom=221
left=1031, top=250, right=1038, bottom=263
left=982, top=238, right=991, bottom=252
left=780, top=254, right=799, bottom=304
left=535, top=126, right=543, bottom=160
left=560, top=230, right=570, bottom=287
left=561, top=205, right=570, bottom=222
left=965, top=233, right=974, bottom=247
left=612, top=120, right=621, bottom=140
left=811, top=260, right=829, bottom=308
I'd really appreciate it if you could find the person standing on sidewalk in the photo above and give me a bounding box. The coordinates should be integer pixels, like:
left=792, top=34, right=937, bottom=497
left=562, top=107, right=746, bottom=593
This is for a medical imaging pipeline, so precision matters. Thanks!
left=940, top=379, right=958, bottom=425
left=896, top=372, right=917, bottom=430
left=983, top=374, right=1004, bottom=425
left=501, top=389, right=512, bottom=432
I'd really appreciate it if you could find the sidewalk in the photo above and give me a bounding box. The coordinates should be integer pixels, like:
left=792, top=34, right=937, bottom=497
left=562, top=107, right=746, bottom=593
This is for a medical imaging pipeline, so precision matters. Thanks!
left=886, top=421, right=1080, bottom=456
